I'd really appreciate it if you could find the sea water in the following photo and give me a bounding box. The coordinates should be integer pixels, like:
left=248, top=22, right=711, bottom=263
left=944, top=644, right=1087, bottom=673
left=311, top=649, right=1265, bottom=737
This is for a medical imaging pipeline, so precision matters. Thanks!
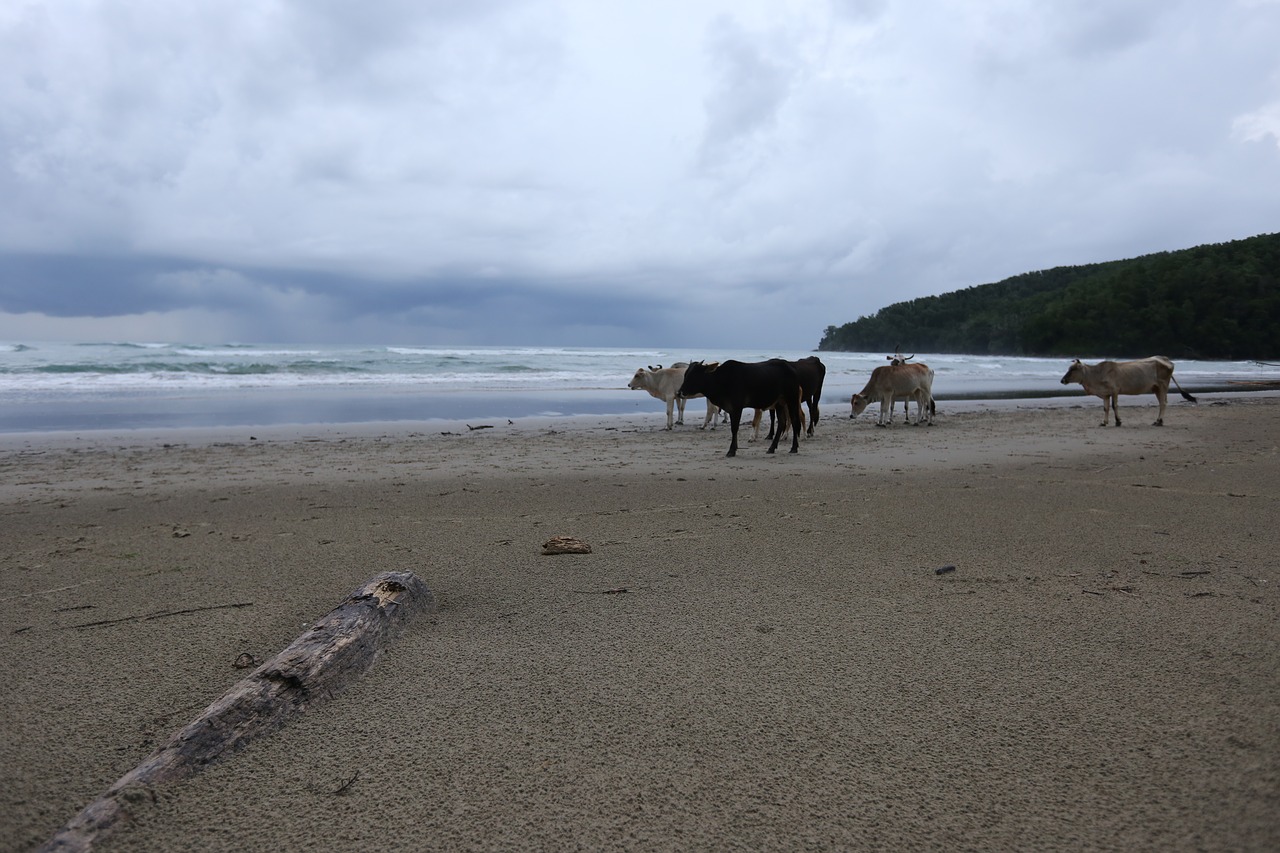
left=0, top=341, right=1271, bottom=432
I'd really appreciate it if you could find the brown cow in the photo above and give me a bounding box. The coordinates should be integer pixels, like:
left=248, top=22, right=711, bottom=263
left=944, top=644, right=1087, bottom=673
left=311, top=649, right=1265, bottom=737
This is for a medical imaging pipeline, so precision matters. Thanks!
left=1060, top=356, right=1196, bottom=426
left=850, top=363, right=935, bottom=426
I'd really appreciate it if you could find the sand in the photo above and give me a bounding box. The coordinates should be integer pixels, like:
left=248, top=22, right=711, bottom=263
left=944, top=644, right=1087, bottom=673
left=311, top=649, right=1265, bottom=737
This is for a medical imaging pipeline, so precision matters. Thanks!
left=2, top=395, right=1277, bottom=851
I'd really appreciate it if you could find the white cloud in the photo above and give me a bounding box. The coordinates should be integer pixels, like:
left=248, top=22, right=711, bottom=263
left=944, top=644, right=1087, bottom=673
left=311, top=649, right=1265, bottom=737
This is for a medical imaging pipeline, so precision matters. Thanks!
left=1234, top=101, right=1280, bottom=149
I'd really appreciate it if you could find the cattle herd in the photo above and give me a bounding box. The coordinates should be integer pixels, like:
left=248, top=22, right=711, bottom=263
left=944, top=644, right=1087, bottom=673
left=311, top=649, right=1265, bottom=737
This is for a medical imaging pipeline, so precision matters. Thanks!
left=629, top=353, right=1197, bottom=457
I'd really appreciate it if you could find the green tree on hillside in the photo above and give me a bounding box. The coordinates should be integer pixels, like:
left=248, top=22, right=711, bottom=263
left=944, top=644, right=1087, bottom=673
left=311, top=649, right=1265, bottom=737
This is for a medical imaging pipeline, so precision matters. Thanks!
left=818, top=233, right=1280, bottom=359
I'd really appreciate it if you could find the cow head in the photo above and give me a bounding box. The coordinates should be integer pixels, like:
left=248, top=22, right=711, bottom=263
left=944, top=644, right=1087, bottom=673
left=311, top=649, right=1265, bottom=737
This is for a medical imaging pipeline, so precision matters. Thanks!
left=850, top=393, right=870, bottom=419
left=677, top=360, right=715, bottom=399
left=628, top=368, right=650, bottom=390
left=1060, top=359, right=1084, bottom=385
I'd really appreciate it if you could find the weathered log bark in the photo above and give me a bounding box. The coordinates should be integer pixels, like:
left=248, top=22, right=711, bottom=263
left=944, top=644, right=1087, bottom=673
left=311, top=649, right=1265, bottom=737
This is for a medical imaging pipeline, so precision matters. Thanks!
left=39, top=571, right=435, bottom=853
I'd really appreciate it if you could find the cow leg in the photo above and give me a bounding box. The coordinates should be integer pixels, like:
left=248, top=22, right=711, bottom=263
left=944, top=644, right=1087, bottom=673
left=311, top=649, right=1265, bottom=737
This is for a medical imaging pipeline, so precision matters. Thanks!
left=675, top=395, right=686, bottom=426
left=768, top=391, right=798, bottom=450
left=701, top=401, right=718, bottom=430
left=1154, top=386, right=1168, bottom=426
left=1111, top=395, right=1122, bottom=427
left=665, top=398, right=676, bottom=430
left=726, top=409, right=742, bottom=457
left=767, top=409, right=780, bottom=452
left=879, top=393, right=894, bottom=427
left=749, top=409, right=762, bottom=442
left=807, top=397, right=819, bottom=437
left=783, top=394, right=793, bottom=450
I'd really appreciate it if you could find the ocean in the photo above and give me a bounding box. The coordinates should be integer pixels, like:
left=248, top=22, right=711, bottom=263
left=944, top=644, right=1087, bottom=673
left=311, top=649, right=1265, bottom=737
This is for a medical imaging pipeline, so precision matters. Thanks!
left=0, top=341, right=1274, bottom=433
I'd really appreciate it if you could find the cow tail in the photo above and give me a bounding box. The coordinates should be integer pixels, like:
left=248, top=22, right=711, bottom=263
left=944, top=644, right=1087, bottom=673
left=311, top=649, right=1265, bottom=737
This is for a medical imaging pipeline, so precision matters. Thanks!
left=1171, top=375, right=1197, bottom=403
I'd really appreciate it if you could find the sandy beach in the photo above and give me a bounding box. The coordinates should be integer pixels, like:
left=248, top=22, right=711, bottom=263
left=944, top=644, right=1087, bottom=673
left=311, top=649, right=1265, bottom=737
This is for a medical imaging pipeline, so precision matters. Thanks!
left=2, top=394, right=1277, bottom=851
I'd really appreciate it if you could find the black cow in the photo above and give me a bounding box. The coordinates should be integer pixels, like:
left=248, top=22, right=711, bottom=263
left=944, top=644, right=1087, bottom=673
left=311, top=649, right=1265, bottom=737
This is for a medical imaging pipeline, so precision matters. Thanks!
left=679, top=359, right=802, bottom=457
left=760, top=356, right=826, bottom=440
left=791, top=355, right=826, bottom=436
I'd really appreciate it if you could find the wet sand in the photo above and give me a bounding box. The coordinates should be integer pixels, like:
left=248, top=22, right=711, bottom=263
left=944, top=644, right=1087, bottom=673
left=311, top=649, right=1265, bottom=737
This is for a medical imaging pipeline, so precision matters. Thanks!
left=2, top=395, right=1277, bottom=851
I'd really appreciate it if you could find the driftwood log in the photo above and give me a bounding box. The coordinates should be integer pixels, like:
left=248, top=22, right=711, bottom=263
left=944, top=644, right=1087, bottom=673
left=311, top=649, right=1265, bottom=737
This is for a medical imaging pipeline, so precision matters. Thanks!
left=39, top=571, right=435, bottom=853
left=542, top=536, right=592, bottom=555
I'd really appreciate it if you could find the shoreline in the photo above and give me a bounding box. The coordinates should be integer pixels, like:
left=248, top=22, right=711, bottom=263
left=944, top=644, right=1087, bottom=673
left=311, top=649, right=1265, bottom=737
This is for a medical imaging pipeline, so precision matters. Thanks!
left=1, top=388, right=1275, bottom=455
left=3, top=393, right=1277, bottom=851
left=3, top=369, right=1278, bottom=435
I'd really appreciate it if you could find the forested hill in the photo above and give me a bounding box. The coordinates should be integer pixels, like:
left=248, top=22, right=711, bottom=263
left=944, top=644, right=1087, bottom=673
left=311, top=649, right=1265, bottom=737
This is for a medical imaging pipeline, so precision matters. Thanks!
left=817, top=232, right=1280, bottom=360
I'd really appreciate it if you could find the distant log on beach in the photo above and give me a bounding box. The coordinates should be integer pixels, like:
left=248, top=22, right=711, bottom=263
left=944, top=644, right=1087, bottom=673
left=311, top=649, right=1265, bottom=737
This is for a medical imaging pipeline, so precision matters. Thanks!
left=39, top=571, right=436, bottom=853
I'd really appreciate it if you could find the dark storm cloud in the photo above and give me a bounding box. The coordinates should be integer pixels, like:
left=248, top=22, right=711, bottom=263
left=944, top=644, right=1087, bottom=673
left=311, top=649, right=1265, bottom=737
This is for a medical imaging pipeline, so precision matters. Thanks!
left=1, top=1, right=1278, bottom=346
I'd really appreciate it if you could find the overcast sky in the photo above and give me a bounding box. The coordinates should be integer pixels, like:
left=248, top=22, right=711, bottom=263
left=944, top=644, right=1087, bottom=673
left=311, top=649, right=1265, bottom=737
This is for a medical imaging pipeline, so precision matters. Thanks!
left=1, top=0, right=1278, bottom=349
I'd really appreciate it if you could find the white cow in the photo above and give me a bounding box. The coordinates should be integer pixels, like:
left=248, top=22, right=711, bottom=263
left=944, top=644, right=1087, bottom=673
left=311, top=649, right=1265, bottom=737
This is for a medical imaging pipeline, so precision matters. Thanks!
left=1059, top=356, right=1197, bottom=426
left=628, top=363, right=721, bottom=430
left=850, top=362, right=936, bottom=426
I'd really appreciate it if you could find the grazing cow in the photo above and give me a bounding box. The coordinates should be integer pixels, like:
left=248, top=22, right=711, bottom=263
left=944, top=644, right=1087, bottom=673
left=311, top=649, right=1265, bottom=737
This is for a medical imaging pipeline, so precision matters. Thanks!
left=850, top=362, right=936, bottom=426
left=678, top=360, right=802, bottom=456
left=1059, top=356, right=1197, bottom=426
left=628, top=363, right=720, bottom=430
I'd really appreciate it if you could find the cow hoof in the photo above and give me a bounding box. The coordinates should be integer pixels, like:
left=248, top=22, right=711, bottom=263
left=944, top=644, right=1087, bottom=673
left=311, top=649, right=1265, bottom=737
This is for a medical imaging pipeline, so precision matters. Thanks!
left=766, top=448, right=776, bottom=454
left=1153, top=420, right=1164, bottom=426
left=725, top=450, right=736, bottom=458
left=789, top=448, right=798, bottom=454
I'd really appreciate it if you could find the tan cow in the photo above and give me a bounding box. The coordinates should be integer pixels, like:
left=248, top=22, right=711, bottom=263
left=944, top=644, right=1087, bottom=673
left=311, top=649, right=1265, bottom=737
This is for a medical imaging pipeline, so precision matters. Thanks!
left=749, top=399, right=806, bottom=441
left=1059, top=356, right=1197, bottom=426
left=850, top=362, right=935, bottom=426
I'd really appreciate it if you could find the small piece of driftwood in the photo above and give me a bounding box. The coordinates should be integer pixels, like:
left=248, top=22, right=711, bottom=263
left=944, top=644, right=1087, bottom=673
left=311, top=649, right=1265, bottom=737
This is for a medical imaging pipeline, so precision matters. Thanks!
left=38, top=571, right=435, bottom=853
left=542, top=536, right=592, bottom=555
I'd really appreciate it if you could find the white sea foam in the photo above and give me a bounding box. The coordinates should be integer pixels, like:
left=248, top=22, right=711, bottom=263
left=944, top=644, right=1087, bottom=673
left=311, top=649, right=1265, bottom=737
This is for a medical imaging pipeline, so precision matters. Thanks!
left=1, top=341, right=1273, bottom=431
